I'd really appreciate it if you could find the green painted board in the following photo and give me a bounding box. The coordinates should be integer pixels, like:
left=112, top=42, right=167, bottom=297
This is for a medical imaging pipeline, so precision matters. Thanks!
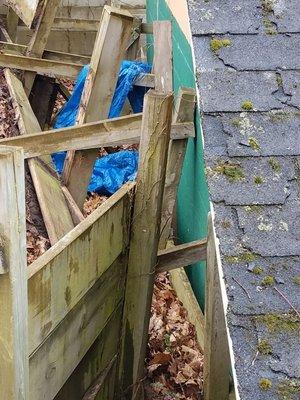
left=147, top=0, right=210, bottom=309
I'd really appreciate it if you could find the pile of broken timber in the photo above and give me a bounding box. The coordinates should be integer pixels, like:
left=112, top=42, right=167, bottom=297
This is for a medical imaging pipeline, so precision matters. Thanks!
left=0, top=2, right=218, bottom=400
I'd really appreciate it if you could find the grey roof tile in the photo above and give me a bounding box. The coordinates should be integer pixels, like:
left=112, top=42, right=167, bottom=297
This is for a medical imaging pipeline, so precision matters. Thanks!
left=188, top=0, right=261, bottom=35
left=206, top=156, right=294, bottom=205
left=214, top=34, right=300, bottom=71
left=282, top=71, right=300, bottom=108
left=221, top=112, right=300, bottom=157
left=272, top=0, right=300, bottom=33
left=197, top=71, right=282, bottom=112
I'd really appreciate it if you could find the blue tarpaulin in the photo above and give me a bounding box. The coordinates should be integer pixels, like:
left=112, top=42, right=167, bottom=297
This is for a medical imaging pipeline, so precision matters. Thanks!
left=53, top=60, right=152, bottom=194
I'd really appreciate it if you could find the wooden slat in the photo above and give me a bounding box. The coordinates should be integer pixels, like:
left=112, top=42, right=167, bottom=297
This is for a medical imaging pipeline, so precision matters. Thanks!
left=62, top=6, right=134, bottom=209
left=160, top=87, right=196, bottom=248
left=0, top=52, right=82, bottom=78
left=0, top=41, right=89, bottom=64
left=54, top=306, right=122, bottom=400
left=24, top=0, right=61, bottom=95
left=6, top=0, right=39, bottom=28
left=4, top=69, right=75, bottom=245
left=29, top=257, right=126, bottom=400
left=28, top=182, right=134, bottom=354
left=0, top=116, right=193, bottom=157
left=153, top=20, right=173, bottom=92
left=121, top=91, right=173, bottom=399
left=133, top=72, right=155, bottom=88
left=170, top=267, right=205, bottom=351
left=156, top=239, right=207, bottom=273
left=0, top=146, right=29, bottom=400
left=6, top=7, right=18, bottom=42
left=204, top=213, right=230, bottom=400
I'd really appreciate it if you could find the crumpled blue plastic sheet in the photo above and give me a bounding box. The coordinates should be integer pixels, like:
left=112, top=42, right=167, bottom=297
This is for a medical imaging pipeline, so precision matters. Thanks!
left=52, top=60, right=152, bottom=195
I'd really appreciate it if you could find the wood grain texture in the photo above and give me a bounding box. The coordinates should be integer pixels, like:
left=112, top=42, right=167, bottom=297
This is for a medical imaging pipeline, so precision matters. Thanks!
left=29, top=256, right=126, bottom=400
left=160, top=87, right=196, bottom=249
left=6, top=7, right=18, bottom=42
left=28, top=182, right=134, bottom=354
left=0, top=146, right=29, bottom=400
left=0, top=41, right=89, bottom=64
left=6, top=0, right=39, bottom=28
left=156, top=239, right=207, bottom=273
left=0, top=52, right=82, bottom=78
left=204, top=213, right=230, bottom=400
left=24, top=0, right=62, bottom=95
left=4, top=69, right=75, bottom=245
left=62, top=6, right=134, bottom=209
left=153, top=21, right=173, bottom=92
left=0, top=114, right=193, bottom=158
left=54, top=306, right=122, bottom=400
left=121, top=91, right=173, bottom=399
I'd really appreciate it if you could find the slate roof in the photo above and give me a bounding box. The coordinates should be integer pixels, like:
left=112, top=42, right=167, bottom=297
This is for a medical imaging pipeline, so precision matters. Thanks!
left=186, top=1, right=300, bottom=398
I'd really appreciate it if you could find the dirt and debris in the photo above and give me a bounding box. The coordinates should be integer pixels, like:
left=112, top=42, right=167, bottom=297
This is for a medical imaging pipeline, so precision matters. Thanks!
left=145, top=273, right=203, bottom=400
left=83, top=193, right=108, bottom=217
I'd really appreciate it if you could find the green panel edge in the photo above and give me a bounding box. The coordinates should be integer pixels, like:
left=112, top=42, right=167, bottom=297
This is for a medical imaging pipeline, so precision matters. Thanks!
left=147, top=0, right=210, bottom=309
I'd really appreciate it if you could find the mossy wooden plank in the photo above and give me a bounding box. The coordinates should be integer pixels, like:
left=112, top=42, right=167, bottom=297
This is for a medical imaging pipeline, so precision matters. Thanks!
left=29, top=256, right=126, bottom=400
left=62, top=6, right=134, bottom=209
left=28, top=182, right=134, bottom=354
left=0, top=52, right=82, bottom=78
left=5, top=69, right=75, bottom=245
left=54, top=306, right=122, bottom=400
left=0, top=147, right=29, bottom=400
left=120, top=91, right=173, bottom=399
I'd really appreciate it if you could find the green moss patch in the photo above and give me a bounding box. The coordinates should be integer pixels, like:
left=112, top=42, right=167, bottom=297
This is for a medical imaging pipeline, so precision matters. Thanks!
left=261, top=275, right=275, bottom=286
left=224, top=252, right=258, bottom=264
left=277, top=379, right=300, bottom=400
left=258, top=339, right=272, bottom=354
left=269, top=157, right=282, bottom=172
left=241, top=101, right=254, bottom=111
left=253, top=266, right=264, bottom=275
left=254, top=176, right=264, bottom=184
left=210, top=37, right=231, bottom=52
left=293, top=276, right=300, bottom=285
left=213, top=162, right=245, bottom=182
left=249, top=137, right=260, bottom=151
left=259, top=378, right=272, bottom=390
left=254, top=313, right=300, bottom=333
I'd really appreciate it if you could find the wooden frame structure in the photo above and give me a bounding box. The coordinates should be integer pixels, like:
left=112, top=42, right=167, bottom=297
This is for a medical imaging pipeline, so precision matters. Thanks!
left=0, top=2, right=235, bottom=400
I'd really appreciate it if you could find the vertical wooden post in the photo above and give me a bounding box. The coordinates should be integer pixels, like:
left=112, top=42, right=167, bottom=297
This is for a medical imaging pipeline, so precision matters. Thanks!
left=0, top=146, right=29, bottom=400
left=120, top=91, right=173, bottom=399
left=24, top=0, right=61, bottom=95
left=204, top=213, right=230, bottom=400
left=6, top=7, right=19, bottom=42
left=153, top=21, right=173, bottom=92
left=62, top=6, right=134, bottom=209
left=159, top=87, right=196, bottom=248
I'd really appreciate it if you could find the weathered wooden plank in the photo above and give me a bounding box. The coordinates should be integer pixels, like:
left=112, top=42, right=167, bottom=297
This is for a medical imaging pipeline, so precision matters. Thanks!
left=160, top=87, right=196, bottom=248
left=24, top=0, right=62, bottom=95
left=54, top=306, right=122, bottom=400
left=0, top=41, right=89, bottom=64
left=133, top=72, right=155, bottom=88
left=29, top=256, right=126, bottom=400
left=6, top=7, right=18, bottom=41
left=6, top=0, right=39, bottom=28
left=62, top=186, right=84, bottom=225
left=0, top=115, right=193, bottom=157
left=62, top=6, right=134, bottom=209
left=4, top=69, right=75, bottom=245
left=153, top=21, right=173, bottom=92
left=0, top=146, right=29, bottom=400
left=204, top=213, right=230, bottom=400
left=0, top=52, right=82, bottom=78
left=28, top=182, right=134, bottom=354
left=156, top=239, right=207, bottom=273
left=170, top=267, right=205, bottom=351
left=120, top=91, right=173, bottom=399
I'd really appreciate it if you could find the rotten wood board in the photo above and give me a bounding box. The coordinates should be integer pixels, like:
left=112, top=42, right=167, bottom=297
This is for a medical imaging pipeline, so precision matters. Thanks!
left=29, top=257, right=126, bottom=400
left=120, top=91, right=173, bottom=399
left=0, top=146, right=29, bottom=400
left=62, top=6, right=134, bottom=209
left=0, top=116, right=194, bottom=158
left=156, top=239, right=207, bottom=274
left=0, top=52, right=82, bottom=78
left=27, top=182, right=133, bottom=354
left=4, top=68, right=75, bottom=245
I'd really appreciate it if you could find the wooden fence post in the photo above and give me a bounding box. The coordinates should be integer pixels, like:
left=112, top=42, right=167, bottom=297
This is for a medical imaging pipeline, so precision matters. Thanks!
left=0, top=146, right=29, bottom=400
left=204, top=213, right=230, bottom=400
left=120, top=90, right=173, bottom=399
